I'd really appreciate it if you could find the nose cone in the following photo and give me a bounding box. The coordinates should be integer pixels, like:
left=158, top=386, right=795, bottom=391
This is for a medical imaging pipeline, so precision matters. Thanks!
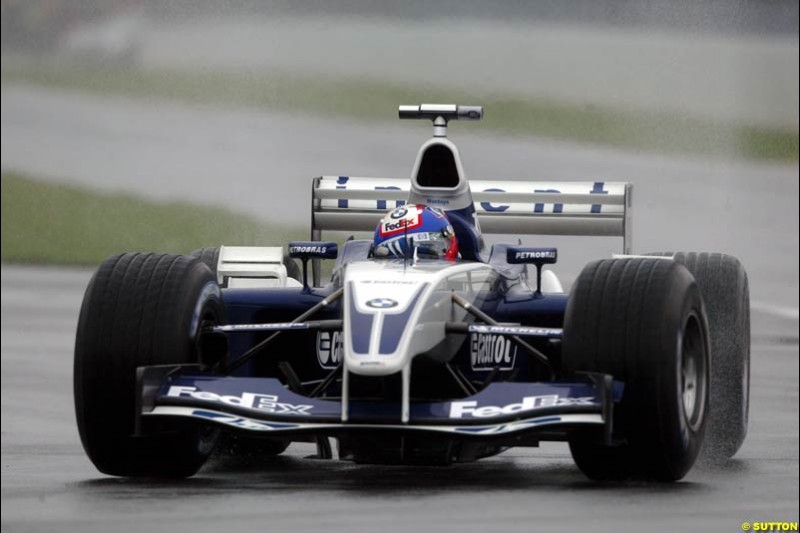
left=344, top=281, right=427, bottom=375
left=342, top=260, right=495, bottom=376
left=343, top=270, right=429, bottom=376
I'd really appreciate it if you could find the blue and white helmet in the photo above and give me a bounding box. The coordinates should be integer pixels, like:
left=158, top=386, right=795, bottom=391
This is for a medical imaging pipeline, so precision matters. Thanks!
left=373, top=204, right=458, bottom=260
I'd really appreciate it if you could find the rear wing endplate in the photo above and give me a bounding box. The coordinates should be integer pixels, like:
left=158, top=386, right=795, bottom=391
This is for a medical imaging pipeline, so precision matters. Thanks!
left=311, top=177, right=633, bottom=253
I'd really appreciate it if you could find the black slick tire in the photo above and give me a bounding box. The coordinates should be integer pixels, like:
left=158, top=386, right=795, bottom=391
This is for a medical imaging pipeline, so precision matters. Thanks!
left=644, top=252, right=750, bottom=460
left=74, top=253, right=225, bottom=477
left=562, top=258, right=710, bottom=481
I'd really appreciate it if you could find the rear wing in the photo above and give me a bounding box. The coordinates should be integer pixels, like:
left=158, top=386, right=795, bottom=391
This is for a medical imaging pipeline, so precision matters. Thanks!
left=311, top=176, right=633, bottom=253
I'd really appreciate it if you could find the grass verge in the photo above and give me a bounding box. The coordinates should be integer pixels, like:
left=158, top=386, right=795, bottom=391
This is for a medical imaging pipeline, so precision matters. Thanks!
left=2, top=60, right=797, bottom=163
left=1, top=173, right=305, bottom=265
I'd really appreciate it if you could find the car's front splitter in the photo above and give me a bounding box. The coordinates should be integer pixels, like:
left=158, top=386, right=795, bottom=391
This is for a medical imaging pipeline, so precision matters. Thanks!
left=137, top=366, right=622, bottom=440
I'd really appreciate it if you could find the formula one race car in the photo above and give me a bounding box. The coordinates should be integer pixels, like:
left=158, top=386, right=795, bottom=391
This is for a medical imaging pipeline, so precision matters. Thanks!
left=74, top=104, right=750, bottom=481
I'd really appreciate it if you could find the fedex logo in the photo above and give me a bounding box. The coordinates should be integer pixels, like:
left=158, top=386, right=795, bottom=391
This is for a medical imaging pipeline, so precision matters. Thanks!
left=167, top=386, right=313, bottom=415
left=379, top=208, right=422, bottom=236
left=449, top=395, right=596, bottom=418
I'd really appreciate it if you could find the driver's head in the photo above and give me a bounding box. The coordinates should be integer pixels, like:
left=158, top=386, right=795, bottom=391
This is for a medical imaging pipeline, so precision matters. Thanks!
left=373, top=204, right=458, bottom=260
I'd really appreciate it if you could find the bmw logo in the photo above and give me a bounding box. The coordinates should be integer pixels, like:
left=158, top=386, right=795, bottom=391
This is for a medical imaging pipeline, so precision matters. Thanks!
left=366, top=298, right=398, bottom=309
left=390, top=208, right=408, bottom=219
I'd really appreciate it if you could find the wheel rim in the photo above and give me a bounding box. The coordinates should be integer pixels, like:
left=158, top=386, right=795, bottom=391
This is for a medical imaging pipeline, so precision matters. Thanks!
left=680, top=312, right=707, bottom=431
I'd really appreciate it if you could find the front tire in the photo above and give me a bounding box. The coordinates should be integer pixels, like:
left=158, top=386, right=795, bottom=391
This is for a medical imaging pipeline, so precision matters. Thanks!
left=562, top=258, right=710, bottom=481
left=74, top=253, right=225, bottom=477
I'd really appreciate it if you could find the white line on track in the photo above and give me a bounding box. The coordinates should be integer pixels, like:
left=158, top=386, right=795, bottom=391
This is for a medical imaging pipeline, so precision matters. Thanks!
left=751, top=301, right=800, bottom=321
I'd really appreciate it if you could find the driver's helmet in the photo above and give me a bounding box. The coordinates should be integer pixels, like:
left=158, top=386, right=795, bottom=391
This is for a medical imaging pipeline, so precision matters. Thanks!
left=373, top=204, right=458, bottom=260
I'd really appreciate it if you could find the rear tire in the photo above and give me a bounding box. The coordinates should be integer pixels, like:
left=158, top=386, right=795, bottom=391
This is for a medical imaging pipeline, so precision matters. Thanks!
left=74, top=253, right=225, bottom=477
left=562, top=258, right=710, bottom=481
left=190, top=246, right=221, bottom=275
left=645, top=252, right=750, bottom=460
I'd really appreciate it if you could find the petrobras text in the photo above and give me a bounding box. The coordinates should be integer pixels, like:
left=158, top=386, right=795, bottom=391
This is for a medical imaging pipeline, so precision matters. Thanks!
left=515, top=250, right=556, bottom=261
left=287, top=241, right=338, bottom=259
left=506, top=246, right=558, bottom=265
left=449, top=394, right=596, bottom=418
left=289, top=245, right=329, bottom=254
left=166, top=386, right=314, bottom=415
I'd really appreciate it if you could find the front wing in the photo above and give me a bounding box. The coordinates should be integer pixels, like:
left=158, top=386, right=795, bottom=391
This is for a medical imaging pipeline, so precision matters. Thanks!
left=137, top=366, right=622, bottom=440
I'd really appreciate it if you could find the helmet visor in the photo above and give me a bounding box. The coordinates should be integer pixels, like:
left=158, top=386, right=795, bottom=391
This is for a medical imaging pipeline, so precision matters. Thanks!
left=408, top=231, right=453, bottom=259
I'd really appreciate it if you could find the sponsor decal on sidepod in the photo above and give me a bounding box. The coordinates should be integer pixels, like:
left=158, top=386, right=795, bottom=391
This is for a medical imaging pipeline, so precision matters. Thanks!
left=450, top=394, right=596, bottom=418
left=317, top=330, right=343, bottom=369
left=470, top=333, right=517, bottom=371
left=167, top=386, right=314, bottom=415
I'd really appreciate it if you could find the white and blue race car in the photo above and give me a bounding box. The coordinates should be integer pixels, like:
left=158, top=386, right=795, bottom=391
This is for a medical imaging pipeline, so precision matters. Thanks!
left=74, top=105, right=750, bottom=481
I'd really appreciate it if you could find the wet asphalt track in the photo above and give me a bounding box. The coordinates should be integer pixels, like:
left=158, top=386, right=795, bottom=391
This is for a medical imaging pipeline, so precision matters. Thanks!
left=1, top=86, right=799, bottom=532
left=0, top=264, right=798, bottom=533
